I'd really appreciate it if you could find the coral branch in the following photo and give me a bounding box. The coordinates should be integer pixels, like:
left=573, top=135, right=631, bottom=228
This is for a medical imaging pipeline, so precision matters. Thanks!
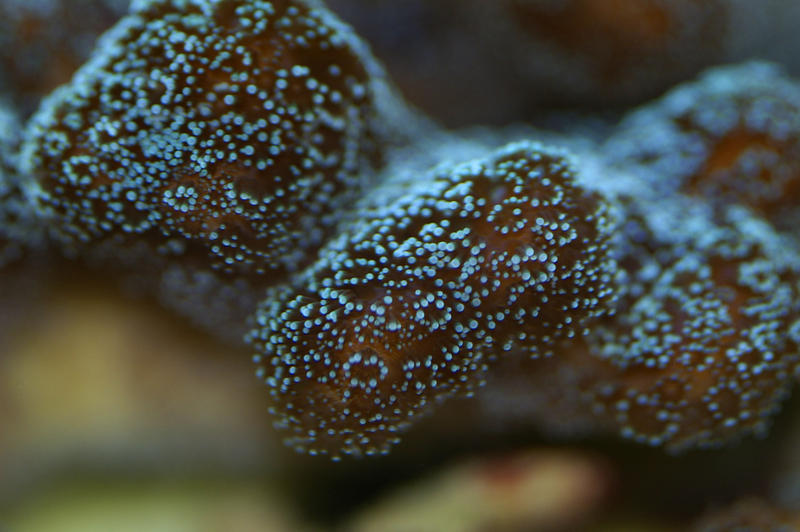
left=249, top=142, right=617, bottom=457
left=22, top=0, right=414, bottom=278
left=18, top=0, right=420, bottom=341
left=583, top=194, right=800, bottom=450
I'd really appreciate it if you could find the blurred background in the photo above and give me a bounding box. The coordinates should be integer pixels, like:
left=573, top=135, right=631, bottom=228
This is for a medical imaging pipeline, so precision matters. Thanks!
left=3, top=1, right=800, bottom=530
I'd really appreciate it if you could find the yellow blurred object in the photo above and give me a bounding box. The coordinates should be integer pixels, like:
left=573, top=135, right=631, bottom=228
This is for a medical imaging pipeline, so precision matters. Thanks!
left=7, top=481, right=314, bottom=532
left=0, top=281, right=284, bottom=490
left=347, top=449, right=610, bottom=532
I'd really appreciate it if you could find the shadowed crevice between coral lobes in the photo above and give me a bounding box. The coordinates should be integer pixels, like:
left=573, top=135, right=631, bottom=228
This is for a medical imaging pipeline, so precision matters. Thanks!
left=2, top=0, right=800, bottom=468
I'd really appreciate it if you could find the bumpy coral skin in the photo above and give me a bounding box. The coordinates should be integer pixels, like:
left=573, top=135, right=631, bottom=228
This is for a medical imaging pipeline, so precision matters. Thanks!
left=22, top=0, right=414, bottom=279
left=0, top=102, right=44, bottom=269
left=0, top=0, right=130, bottom=116
left=582, top=191, right=800, bottom=451
left=606, top=62, right=800, bottom=235
left=0, top=102, right=22, bottom=267
left=249, top=142, right=617, bottom=457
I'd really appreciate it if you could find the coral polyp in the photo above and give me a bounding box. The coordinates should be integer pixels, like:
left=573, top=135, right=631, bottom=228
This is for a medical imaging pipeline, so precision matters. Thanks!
left=249, top=142, right=616, bottom=456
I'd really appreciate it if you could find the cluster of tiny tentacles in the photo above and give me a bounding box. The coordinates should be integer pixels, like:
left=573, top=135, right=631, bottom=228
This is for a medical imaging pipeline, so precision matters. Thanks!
left=2, top=0, right=800, bottom=459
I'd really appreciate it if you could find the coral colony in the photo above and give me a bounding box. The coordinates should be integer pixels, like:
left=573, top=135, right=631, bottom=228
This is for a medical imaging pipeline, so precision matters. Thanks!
left=2, top=0, right=800, bottom=458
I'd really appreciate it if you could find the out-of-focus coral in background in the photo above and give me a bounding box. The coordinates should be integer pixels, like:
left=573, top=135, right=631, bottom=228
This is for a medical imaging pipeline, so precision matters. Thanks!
left=328, top=0, right=800, bottom=127
left=3, top=1, right=800, bottom=531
